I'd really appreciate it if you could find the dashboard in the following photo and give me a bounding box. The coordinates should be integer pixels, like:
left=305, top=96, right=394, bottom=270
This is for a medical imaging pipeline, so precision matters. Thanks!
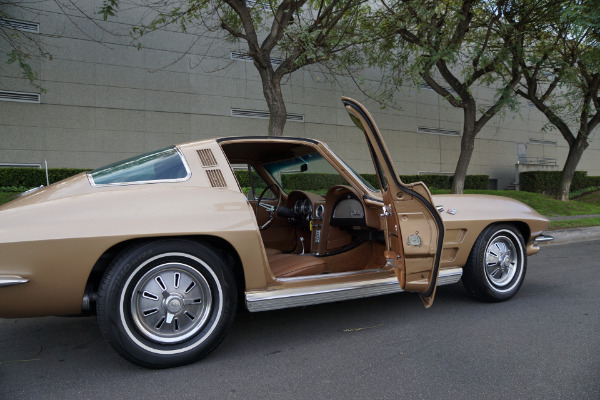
left=281, top=187, right=381, bottom=255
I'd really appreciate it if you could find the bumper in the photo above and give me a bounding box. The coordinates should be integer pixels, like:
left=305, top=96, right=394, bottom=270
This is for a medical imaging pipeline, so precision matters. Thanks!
left=534, top=235, right=555, bottom=244
left=0, top=275, right=29, bottom=288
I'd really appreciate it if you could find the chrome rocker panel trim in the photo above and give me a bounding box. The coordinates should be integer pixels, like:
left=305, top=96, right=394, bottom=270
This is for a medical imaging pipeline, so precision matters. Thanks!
left=246, top=267, right=463, bottom=312
left=0, top=275, right=29, bottom=288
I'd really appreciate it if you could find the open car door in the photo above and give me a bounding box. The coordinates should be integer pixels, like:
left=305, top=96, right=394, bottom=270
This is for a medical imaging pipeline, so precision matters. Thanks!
left=342, top=97, right=445, bottom=307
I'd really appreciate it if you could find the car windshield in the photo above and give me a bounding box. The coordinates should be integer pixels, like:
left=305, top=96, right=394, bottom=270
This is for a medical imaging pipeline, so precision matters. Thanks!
left=262, top=151, right=379, bottom=195
left=88, top=147, right=190, bottom=186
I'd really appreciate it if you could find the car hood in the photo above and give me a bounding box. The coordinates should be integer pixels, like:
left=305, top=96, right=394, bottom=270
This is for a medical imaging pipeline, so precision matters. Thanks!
left=431, top=194, right=548, bottom=223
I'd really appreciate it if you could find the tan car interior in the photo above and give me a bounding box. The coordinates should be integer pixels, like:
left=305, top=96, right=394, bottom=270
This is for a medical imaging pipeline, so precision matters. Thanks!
left=221, top=140, right=386, bottom=279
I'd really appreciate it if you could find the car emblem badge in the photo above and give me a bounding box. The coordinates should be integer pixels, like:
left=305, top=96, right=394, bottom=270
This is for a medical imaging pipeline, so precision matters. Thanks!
left=447, top=208, right=457, bottom=215
left=407, top=232, right=422, bottom=247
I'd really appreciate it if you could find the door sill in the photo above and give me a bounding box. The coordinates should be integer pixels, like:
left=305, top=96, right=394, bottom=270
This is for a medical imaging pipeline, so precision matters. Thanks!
left=245, top=267, right=462, bottom=312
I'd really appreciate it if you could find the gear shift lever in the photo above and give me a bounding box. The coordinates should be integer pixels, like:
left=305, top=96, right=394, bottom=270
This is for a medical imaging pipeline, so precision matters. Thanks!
left=299, top=237, right=305, bottom=255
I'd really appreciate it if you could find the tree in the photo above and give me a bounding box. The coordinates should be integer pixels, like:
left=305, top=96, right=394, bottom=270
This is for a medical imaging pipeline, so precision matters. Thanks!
left=506, top=0, right=600, bottom=201
left=1, top=1, right=52, bottom=90
left=100, top=0, right=368, bottom=136
left=347, top=0, right=542, bottom=193
left=2, top=1, right=115, bottom=91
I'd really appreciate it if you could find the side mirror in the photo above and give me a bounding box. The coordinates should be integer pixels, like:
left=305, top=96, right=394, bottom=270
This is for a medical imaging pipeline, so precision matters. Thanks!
left=300, top=164, right=308, bottom=172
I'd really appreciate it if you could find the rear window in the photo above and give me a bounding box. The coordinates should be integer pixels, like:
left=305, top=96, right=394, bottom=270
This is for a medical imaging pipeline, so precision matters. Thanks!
left=88, top=147, right=190, bottom=186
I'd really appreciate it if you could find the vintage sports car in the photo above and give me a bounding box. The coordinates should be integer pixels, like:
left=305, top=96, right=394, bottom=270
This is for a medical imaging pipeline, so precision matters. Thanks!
left=0, top=98, right=553, bottom=368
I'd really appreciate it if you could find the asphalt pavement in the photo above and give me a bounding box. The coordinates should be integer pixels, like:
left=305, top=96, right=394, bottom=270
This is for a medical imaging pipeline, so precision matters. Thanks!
left=1, top=239, right=599, bottom=400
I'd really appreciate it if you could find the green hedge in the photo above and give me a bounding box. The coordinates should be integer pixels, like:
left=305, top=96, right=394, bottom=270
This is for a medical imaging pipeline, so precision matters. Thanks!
left=234, top=170, right=489, bottom=191
left=363, top=174, right=488, bottom=190
left=282, top=173, right=349, bottom=190
left=0, top=168, right=90, bottom=188
left=519, top=171, right=599, bottom=195
left=3, top=167, right=491, bottom=192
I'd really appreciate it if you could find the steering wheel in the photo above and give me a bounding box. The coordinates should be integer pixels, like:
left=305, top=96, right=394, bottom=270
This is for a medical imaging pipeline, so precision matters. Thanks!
left=256, top=184, right=283, bottom=230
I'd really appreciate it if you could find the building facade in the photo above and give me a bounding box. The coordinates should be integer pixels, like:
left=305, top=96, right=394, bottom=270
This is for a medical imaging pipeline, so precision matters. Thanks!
left=1, top=2, right=598, bottom=189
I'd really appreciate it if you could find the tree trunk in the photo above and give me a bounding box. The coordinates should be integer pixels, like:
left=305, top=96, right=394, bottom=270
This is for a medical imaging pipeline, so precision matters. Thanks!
left=452, top=135, right=475, bottom=194
left=451, top=107, right=477, bottom=194
left=257, top=66, right=287, bottom=136
left=557, top=137, right=589, bottom=201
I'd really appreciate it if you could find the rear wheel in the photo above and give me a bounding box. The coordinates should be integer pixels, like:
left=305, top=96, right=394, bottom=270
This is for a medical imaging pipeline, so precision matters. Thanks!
left=462, top=224, right=526, bottom=302
left=97, top=239, right=237, bottom=368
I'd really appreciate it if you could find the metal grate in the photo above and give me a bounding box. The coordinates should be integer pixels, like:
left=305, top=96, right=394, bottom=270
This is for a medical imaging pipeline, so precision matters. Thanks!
left=0, top=90, right=40, bottom=103
left=417, top=126, right=460, bottom=136
left=0, top=18, right=40, bottom=33
left=230, top=52, right=283, bottom=65
left=231, top=108, right=304, bottom=122
left=286, top=113, right=304, bottom=122
left=197, top=149, right=218, bottom=167
left=206, top=169, right=227, bottom=188
left=529, top=138, right=557, bottom=146
left=231, top=51, right=254, bottom=62
left=420, top=83, right=457, bottom=95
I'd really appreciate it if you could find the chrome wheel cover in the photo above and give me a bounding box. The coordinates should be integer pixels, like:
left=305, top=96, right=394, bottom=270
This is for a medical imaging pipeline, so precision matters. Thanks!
left=485, top=235, right=518, bottom=287
left=130, top=262, right=212, bottom=344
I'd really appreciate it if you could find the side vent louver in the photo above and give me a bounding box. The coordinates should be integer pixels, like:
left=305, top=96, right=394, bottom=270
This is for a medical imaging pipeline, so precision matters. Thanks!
left=231, top=108, right=304, bottom=122
left=197, top=149, right=218, bottom=167
left=197, top=148, right=227, bottom=188
left=417, top=126, right=460, bottom=136
left=0, top=90, right=40, bottom=103
left=0, top=18, right=40, bottom=33
left=206, top=169, right=227, bottom=188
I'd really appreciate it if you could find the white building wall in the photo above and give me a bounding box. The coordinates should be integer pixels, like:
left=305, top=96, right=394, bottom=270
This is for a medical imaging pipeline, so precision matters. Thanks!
left=1, top=2, right=599, bottom=189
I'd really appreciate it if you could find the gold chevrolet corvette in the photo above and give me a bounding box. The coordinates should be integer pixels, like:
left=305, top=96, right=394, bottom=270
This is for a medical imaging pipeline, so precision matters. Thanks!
left=0, top=98, right=553, bottom=368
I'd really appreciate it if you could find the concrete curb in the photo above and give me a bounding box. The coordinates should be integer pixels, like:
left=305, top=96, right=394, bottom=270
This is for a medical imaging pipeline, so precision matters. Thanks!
left=541, top=226, right=600, bottom=245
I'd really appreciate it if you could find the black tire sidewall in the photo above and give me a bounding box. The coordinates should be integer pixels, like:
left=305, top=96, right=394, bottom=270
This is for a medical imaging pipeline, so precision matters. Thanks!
left=463, top=224, right=527, bottom=302
left=97, top=239, right=236, bottom=368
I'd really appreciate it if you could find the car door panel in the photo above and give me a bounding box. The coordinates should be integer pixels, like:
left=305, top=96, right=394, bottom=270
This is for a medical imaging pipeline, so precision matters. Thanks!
left=342, top=97, right=445, bottom=307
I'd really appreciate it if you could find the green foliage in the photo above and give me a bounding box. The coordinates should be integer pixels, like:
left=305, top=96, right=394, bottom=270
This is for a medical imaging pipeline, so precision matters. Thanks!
left=569, top=186, right=600, bottom=200
left=549, top=218, right=600, bottom=230
left=99, top=0, right=369, bottom=136
left=235, top=170, right=488, bottom=191
left=430, top=189, right=600, bottom=217
left=234, top=170, right=251, bottom=188
left=519, top=171, right=597, bottom=195
left=0, top=168, right=90, bottom=188
left=396, top=174, right=488, bottom=190
left=99, top=0, right=119, bottom=21
left=2, top=11, right=52, bottom=91
left=282, top=173, right=349, bottom=190
left=0, top=186, right=30, bottom=193
left=0, top=192, right=18, bottom=206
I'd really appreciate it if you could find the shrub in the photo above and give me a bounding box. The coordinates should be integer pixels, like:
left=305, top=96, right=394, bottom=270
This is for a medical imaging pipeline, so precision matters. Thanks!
left=362, top=174, right=489, bottom=190
left=519, top=171, right=595, bottom=195
left=234, top=170, right=251, bottom=188
left=235, top=170, right=488, bottom=192
left=283, top=173, right=349, bottom=190
left=0, top=168, right=90, bottom=188
left=0, top=186, right=30, bottom=193
left=569, top=186, right=600, bottom=199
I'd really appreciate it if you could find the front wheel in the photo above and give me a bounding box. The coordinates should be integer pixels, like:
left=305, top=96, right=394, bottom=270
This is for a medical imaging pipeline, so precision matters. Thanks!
left=97, top=239, right=237, bottom=368
left=462, top=224, right=527, bottom=302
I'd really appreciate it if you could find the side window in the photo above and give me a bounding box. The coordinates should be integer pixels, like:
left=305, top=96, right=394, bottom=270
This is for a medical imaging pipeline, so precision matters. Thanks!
left=232, top=164, right=276, bottom=200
